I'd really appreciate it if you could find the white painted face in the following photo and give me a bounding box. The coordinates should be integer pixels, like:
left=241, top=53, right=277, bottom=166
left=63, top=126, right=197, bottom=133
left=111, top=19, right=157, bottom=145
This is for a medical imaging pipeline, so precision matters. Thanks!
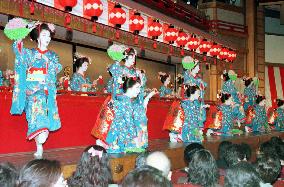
left=191, top=64, right=200, bottom=75
left=127, top=82, right=141, bottom=98
left=38, top=29, right=51, bottom=48
left=53, top=173, right=68, bottom=187
left=225, top=96, right=233, bottom=105
left=259, top=99, right=266, bottom=107
left=192, top=89, right=200, bottom=100
left=78, top=61, right=89, bottom=73
left=165, top=76, right=171, bottom=86
left=125, top=54, right=136, bottom=67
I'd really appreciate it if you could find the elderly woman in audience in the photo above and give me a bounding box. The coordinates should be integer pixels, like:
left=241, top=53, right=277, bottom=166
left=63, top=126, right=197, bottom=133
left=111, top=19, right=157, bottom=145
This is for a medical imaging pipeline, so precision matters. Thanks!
left=121, top=165, right=172, bottom=187
left=185, top=149, right=220, bottom=187
left=0, top=162, right=18, bottom=187
left=68, top=145, right=112, bottom=187
left=18, top=159, right=67, bottom=187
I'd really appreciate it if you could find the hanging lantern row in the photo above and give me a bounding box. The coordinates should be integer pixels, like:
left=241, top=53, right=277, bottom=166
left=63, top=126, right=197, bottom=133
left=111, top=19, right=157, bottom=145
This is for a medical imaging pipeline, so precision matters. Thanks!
left=27, top=0, right=237, bottom=63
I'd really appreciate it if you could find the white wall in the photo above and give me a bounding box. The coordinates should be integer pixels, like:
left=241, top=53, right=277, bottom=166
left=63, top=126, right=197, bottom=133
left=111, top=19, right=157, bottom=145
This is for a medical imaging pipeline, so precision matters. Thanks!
left=265, top=34, right=284, bottom=64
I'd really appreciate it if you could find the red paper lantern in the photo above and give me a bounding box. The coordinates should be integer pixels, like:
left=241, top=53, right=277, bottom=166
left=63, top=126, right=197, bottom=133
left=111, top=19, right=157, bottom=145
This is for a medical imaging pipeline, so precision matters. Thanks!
left=148, top=19, right=163, bottom=40
left=187, top=34, right=200, bottom=57
left=164, top=25, right=178, bottom=44
left=227, top=50, right=237, bottom=62
left=30, top=0, right=35, bottom=15
left=176, top=30, right=188, bottom=56
left=130, top=12, right=144, bottom=34
left=210, top=43, right=221, bottom=64
left=84, top=0, right=103, bottom=21
left=199, top=39, right=212, bottom=61
left=219, top=47, right=229, bottom=61
left=59, top=0, right=78, bottom=12
left=109, top=4, right=126, bottom=28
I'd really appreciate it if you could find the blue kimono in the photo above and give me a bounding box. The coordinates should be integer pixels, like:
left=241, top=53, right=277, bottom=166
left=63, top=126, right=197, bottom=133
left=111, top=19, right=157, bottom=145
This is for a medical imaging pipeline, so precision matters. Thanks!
left=244, top=85, right=257, bottom=111
left=251, top=105, right=268, bottom=132
left=105, top=78, right=113, bottom=93
left=274, top=107, right=284, bottom=131
left=217, top=104, right=245, bottom=136
left=222, top=80, right=241, bottom=104
left=106, top=95, right=138, bottom=153
left=10, top=41, right=62, bottom=139
left=0, top=70, right=3, bottom=86
left=70, top=73, right=94, bottom=92
left=181, top=99, right=205, bottom=143
left=159, top=85, right=172, bottom=97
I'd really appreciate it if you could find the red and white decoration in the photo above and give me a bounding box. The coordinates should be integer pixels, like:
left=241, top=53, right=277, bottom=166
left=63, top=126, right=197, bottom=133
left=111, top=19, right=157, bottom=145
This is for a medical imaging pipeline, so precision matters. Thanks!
left=265, top=65, right=284, bottom=108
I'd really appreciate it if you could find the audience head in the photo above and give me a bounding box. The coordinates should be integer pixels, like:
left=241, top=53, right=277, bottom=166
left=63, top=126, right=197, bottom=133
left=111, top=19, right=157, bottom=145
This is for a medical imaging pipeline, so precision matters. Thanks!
left=275, top=142, right=284, bottom=162
left=224, top=161, right=261, bottom=187
left=240, top=143, right=252, bottom=161
left=224, top=144, right=245, bottom=167
left=135, top=152, right=149, bottom=168
left=68, top=145, right=111, bottom=187
left=258, top=141, right=278, bottom=158
left=121, top=165, right=172, bottom=187
left=187, top=149, right=219, bottom=187
left=0, top=162, right=18, bottom=187
left=255, top=154, right=281, bottom=184
left=218, top=141, right=232, bottom=161
left=18, top=159, right=66, bottom=187
left=270, top=136, right=282, bottom=147
left=184, top=143, right=204, bottom=165
left=146, top=151, right=171, bottom=178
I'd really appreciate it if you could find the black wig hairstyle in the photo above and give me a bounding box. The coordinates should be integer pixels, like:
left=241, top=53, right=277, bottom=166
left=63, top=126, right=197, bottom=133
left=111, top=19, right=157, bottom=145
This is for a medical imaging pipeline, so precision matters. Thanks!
left=73, top=56, right=90, bottom=71
left=187, top=149, right=219, bottom=187
left=243, top=78, right=253, bottom=87
left=222, top=72, right=230, bottom=81
left=220, top=92, right=232, bottom=103
left=159, top=73, right=170, bottom=84
left=67, top=145, right=112, bottom=187
left=184, top=143, right=205, bottom=165
left=29, top=23, right=55, bottom=42
left=185, top=84, right=200, bottom=98
left=276, top=99, right=284, bottom=107
left=121, top=165, right=172, bottom=187
left=0, top=162, right=18, bottom=187
left=122, top=48, right=136, bottom=63
left=122, top=76, right=141, bottom=93
left=176, top=76, right=184, bottom=86
left=224, top=161, right=261, bottom=187
left=255, top=154, right=281, bottom=184
left=224, top=144, right=246, bottom=167
left=255, top=95, right=265, bottom=104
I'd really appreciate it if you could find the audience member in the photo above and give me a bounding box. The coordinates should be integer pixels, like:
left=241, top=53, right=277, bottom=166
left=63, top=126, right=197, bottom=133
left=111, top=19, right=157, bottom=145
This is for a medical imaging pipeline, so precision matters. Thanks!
left=255, top=154, right=281, bottom=185
left=216, top=141, right=232, bottom=169
left=240, top=143, right=252, bottom=161
left=121, top=165, right=172, bottom=187
left=0, top=162, right=18, bottom=187
left=224, top=144, right=245, bottom=167
left=258, top=141, right=278, bottom=158
left=186, top=149, right=220, bottom=187
left=135, top=152, right=149, bottom=168
left=68, top=145, right=112, bottom=187
left=18, top=159, right=67, bottom=187
left=146, top=151, right=171, bottom=179
left=224, top=161, right=261, bottom=187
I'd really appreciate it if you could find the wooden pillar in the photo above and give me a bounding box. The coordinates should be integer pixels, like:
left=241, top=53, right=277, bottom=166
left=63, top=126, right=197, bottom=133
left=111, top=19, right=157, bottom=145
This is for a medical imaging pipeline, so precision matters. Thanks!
left=246, top=0, right=256, bottom=77
left=210, top=64, right=218, bottom=101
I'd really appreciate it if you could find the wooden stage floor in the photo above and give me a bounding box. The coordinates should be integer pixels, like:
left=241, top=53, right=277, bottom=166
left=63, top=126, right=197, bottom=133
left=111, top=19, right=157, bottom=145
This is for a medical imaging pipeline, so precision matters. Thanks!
left=1, top=131, right=284, bottom=182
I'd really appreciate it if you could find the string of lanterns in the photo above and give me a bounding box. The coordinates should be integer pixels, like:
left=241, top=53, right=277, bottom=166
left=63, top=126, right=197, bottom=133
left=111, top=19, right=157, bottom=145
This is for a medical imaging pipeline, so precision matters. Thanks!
left=29, top=0, right=237, bottom=64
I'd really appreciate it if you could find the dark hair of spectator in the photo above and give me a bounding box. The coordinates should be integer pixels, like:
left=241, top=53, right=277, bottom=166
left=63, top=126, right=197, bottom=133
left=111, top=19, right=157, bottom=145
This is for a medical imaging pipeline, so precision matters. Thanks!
left=18, top=159, right=62, bottom=187
left=187, top=149, right=219, bottom=187
left=67, top=145, right=112, bottom=187
left=121, top=165, right=172, bottom=187
left=184, top=143, right=204, bottom=164
left=0, top=162, right=18, bottom=187
left=224, top=144, right=245, bottom=167
left=240, top=143, right=252, bottom=161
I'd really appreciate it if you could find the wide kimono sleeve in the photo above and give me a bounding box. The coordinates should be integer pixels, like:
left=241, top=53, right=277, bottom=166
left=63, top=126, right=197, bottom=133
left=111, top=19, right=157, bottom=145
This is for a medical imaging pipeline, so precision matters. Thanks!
left=70, top=74, right=81, bottom=91
left=109, top=63, right=122, bottom=98
left=0, top=71, right=3, bottom=86
left=10, top=41, right=31, bottom=114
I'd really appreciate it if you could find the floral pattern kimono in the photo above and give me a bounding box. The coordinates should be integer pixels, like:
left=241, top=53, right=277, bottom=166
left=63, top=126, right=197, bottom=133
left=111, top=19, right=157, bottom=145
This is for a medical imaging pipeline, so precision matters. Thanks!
left=10, top=41, right=62, bottom=140
left=106, top=95, right=138, bottom=153
left=244, top=84, right=257, bottom=111
left=248, top=105, right=268, bottom=132
left=273, top=107, right=284, bottom=131
left=105, top=78, right=113, bottom=93
left=0, top=70, right=3, bottom=86
left=70, top=73, right=92, bottom=92
left=159, top=85, right=172, bottom=97
left=215, top=104, right=245, bottom=136
left=222, top=80, right=241, bottom=104
left=181, top=99, right=205, bottom=143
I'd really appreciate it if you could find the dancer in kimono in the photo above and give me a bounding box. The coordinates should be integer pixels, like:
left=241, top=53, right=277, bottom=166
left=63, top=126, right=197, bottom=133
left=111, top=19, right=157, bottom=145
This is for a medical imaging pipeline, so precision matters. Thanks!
left=221, top=70, right=241, bottom=105
left=176, top=74, right=184, bottom=98
left=105, top=76, right=157, bottom=153
left=207, top=92, right=245, bottom=136
left=58, top=66, right=71, bottom=90
left=10, top=22, right=62, bottom=158
left=243, top=77, right=258, bottom=112
left=269, top=99, right=284, bottom=131
left=246, top=95, right=269, bottom=133
left=70, top=54, right=99, bottom=92
left=0, top=69, right=3, bottom=86
left=158, top=72, right=173, bottom=97
left=181, top=84, right=206, bottom=143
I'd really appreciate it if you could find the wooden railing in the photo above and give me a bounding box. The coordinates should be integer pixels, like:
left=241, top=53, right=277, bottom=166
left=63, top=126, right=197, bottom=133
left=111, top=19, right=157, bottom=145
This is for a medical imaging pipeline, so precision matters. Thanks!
left=209, top=20, right=248, bottom=35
